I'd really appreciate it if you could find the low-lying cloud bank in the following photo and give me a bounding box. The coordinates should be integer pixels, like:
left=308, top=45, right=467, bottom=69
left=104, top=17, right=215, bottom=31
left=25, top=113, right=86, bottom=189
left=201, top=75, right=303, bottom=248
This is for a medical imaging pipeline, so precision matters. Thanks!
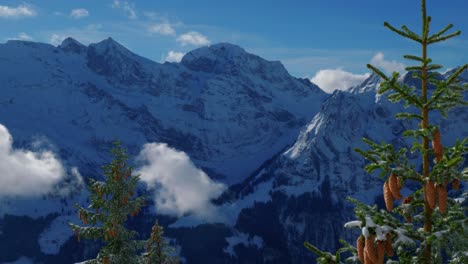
left=0, top=124, right=68, bottom=196
left=311, top=52, right=406, bottom=93
left=136, top=143, right=226, bottom=220
left=311, top=68, right=370, bottom=93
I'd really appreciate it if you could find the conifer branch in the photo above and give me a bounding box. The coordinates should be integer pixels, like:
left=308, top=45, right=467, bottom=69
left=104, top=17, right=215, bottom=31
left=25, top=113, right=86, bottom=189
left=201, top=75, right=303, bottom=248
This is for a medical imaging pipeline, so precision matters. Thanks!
left=403, top=55, right=424, bottom=63
left=395, top=112, right=423, bottom=120
left=447, top=64, right=468, bottom=85
left=366, top=64, right=388, bottom=81
left=428, top=24, right=454, bottom=41
left=406, top=66, right=423, bottom=71
left=390, top=83, right=423, bottom=108
left=427, top=64, right=468, bottom=109
left=428, top=30, right=461, bottom=44
left=304, top=242, right=336, bottom=263
left=384, top=22, right=422, bottom=43
left=426, top=82, right=447, bottom=108
left=402, top=25, right=422, bottom=40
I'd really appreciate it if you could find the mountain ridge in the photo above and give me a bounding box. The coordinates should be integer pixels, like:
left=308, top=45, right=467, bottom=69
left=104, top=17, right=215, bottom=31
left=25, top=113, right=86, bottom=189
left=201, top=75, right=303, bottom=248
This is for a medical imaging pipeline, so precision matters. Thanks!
left=0, top=37, right=327, bottom=185
left=0, top=37, right=466, bottom=263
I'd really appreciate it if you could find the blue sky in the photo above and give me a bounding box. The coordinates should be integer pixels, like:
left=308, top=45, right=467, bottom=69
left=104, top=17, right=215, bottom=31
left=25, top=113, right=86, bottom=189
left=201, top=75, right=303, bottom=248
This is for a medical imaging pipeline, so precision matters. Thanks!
left=1, top=0, right=467, bottom=92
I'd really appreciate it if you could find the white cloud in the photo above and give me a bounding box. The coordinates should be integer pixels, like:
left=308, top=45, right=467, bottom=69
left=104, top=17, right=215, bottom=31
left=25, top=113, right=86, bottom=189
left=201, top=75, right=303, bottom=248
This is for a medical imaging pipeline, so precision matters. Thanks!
left=136, top=143, right=226, bottom=219
left=6, top=32, right=33, bottom=41
left=177, top=31, right=210, bottom=46
left=112, top=0, right=137, bottom=19
left=148, top=23, right=176, bottom=36
left=165, top=51, right=185, bottom=63
left=0, top=4, right=36, bottom=18
left=370, top=52, right=406, bottom=74
left=50, top=34, right=65, bottom=46
left=0, top=124, right=66, bottom=197
left=70, top=8, right=89, bottom=19
left=311, top=68, right=370, bottom=93
left=18, top=32, right=32, bottom=40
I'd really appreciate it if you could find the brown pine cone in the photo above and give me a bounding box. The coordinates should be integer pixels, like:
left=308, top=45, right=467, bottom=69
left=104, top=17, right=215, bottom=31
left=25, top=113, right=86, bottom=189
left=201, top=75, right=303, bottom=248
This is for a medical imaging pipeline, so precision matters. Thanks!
left=364, top=252, right=375, bottom=264
left=388, top=174, right=402, bottom=199
left=357, top=235, right=365, bottom=263
left=452, top=178, right=460, bottom=190
left=376, top=241, right=385, bottom=264
left=425, top=180, right=436, bottom=209
left=383, top=182, right=394, bottom=211
left=384, top=233, right=394, bottom=257
left=438, top=185, right=448, bottom=214
left=365, top=235, right=377, bottom=264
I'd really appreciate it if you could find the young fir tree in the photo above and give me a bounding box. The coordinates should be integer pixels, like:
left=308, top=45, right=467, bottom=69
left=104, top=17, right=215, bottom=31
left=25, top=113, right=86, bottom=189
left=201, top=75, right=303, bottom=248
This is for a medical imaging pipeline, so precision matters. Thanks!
left=304, top=0, right=467, bottom=263
left=70, top=142, right=145, bottom=263
left=142, top=220, right=179, bottom=264
left=70, top=142, right=178, bottom=264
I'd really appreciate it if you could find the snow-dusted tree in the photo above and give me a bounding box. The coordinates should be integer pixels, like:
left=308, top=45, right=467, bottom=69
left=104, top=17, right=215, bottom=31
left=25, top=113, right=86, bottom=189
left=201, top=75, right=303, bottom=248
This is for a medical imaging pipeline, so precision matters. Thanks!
left=304, top=0, right=467, bottom=263
left=70, top=142, right=177, bottom=264
left=142, top=220, right=179, bottom=264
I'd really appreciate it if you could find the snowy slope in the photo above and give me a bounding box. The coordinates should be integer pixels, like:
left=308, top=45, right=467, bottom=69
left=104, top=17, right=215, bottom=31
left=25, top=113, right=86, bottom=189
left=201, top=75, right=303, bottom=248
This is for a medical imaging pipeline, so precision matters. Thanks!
left=203, top=70, right=468, bottom=263
left=1, top=37, right=465, bottom=263
left=0, top=38, right=326, bottom=263
left=0, top=38, right=326, bottom=185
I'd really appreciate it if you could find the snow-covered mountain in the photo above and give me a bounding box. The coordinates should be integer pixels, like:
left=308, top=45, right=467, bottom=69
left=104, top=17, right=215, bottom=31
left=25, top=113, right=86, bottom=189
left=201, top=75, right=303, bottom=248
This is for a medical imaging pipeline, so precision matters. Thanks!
left=0, top=38, right=326, bottom=184
left=0, top=37, right=466, bottom=263
left=198, top=70, right=467, bottom=263
left=0, top=38, right=326, bottom=263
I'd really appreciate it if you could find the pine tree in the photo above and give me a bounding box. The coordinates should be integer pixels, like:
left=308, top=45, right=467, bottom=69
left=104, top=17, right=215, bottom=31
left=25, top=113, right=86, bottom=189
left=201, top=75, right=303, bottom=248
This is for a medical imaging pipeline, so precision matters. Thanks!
left=142, top=220, right=179, bottom=264
left=70, top=141, right=147, bottom=264
left=304, top=0, right=467, bottom=263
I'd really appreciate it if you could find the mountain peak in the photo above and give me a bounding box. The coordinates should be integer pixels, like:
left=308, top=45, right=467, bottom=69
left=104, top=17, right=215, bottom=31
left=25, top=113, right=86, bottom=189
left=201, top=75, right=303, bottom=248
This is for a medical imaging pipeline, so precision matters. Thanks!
left=180, top=42, right=247, bottom=65
left=180, top=42, right=290, bottom=79
left=201, top=42, right=246, bottom=56
left=58, top=37, right=86, bottom=53
left=86, top=38, right=151, bottom=81
left=89, top=37, right=129, bottom=54
left=348, top=73, right=382, bottom=94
